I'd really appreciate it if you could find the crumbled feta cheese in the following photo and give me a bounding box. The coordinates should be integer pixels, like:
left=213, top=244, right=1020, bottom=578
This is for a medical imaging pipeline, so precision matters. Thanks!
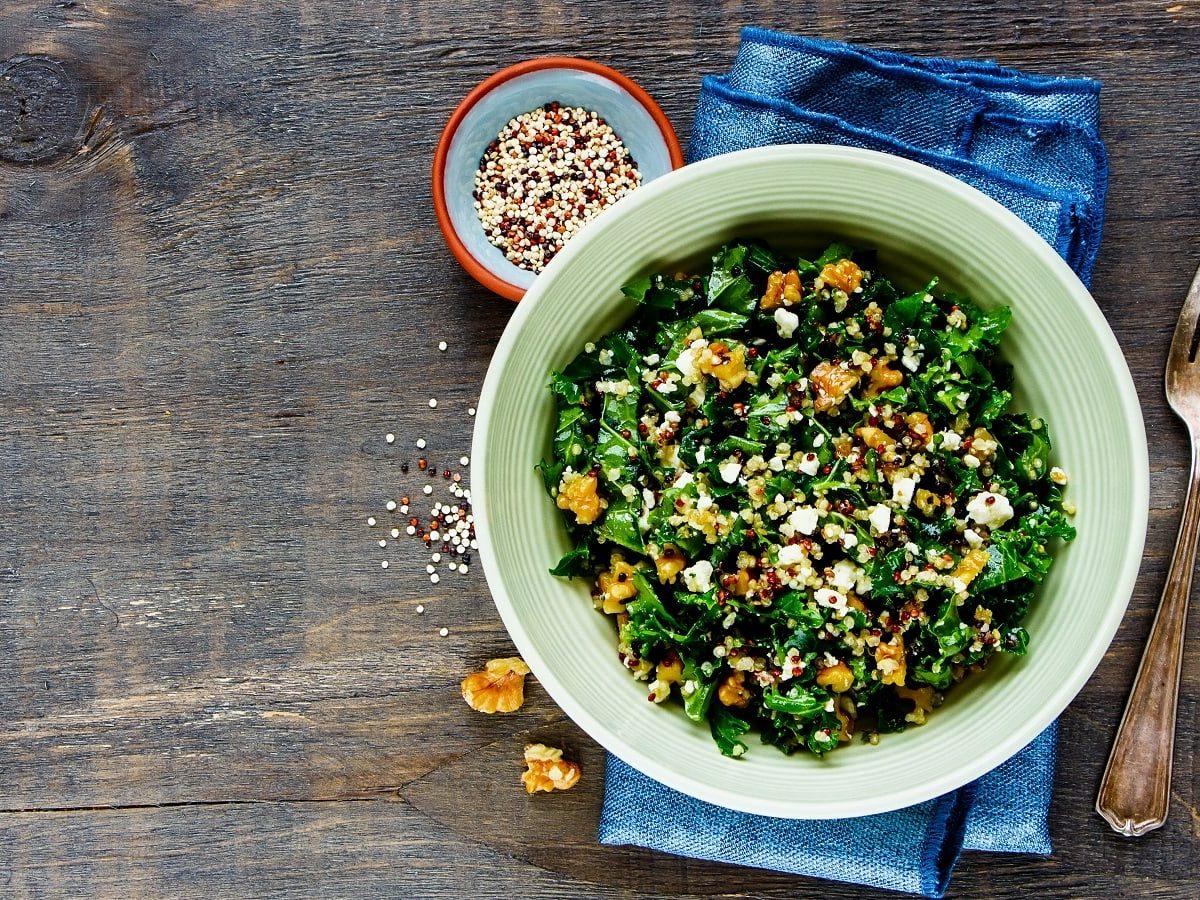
left=964, top=528, right=984, bottom=548
left=901, top=347, right=923, bottom=372
left=798, top=452, right=821, bottom=476
left=682, top=560, right=714, bottom=593
left=939, top=431, right=962, bottom=451
left=868, top=504, right=892, bottom=534
left=777, top=544, right=806, bottom=566
left=842, top=532, right=858, bottom=549
left=966, top=491, right=1014, bottom=527
left=963, top=453, right=981, bottom=469
left=891, top=475, right=917, bottom=508
left=695, top=445, right=706, bottom=465
left=674, top=338, right=706, bottom=384
left=774, top=306, right=800, bottom=339
left=830, top=559, right=858, bottom=591
left=815, top=588, right=849, bottom=613
left=718, top=459, right=742, bottom=484
left=598, top=348, right=614, bottom=365
left=788, top=506, right=820, bottom=536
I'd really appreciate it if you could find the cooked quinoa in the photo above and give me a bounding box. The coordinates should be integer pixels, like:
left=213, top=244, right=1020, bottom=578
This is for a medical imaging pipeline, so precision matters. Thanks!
left=541, top=241, right=1075, bottom=758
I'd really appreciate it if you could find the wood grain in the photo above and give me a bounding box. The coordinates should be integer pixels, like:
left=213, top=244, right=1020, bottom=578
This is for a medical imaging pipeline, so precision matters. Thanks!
left=0, top=0, right=1197, bottom=896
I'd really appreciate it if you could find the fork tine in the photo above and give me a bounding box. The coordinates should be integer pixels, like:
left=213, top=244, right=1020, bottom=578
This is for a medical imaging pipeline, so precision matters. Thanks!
left=1167, top=263, right=1200, bottom=371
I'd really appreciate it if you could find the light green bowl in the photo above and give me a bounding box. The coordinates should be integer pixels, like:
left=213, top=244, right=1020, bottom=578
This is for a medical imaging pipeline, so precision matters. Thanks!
left=472, top=145, right=1148, bottom=818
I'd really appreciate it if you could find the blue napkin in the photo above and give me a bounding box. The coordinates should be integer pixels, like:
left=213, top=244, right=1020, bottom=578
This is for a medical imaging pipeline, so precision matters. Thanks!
left=599, top=28, right=1108, bottom=898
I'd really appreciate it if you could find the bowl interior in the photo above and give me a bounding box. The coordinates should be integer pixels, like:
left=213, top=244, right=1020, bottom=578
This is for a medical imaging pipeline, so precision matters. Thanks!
left=444, top=66, right=677, bottom=293
left=473, top=145, right=1148, bottom=818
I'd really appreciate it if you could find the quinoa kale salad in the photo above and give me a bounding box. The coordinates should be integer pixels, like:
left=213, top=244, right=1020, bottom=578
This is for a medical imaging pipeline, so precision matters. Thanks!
left=539, top=241, right=1075, bottom=758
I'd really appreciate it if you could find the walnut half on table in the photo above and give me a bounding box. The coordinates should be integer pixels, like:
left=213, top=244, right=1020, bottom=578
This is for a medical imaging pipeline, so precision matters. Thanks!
left=521, top=743, right=582, bottom=794
left=460, top=657, right=531, bottom=714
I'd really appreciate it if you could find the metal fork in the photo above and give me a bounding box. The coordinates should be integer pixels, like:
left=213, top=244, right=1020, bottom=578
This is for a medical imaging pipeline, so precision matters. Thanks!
left=1096, top=263, right=1200, bottom=836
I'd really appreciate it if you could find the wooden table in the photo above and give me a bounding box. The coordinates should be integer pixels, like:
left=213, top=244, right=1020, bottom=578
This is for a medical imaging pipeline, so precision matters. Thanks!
left=1, top=1, right=1196, bottom=896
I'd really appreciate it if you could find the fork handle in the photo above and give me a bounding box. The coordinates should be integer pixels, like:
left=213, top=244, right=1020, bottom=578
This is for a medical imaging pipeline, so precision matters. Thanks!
left=1096, top=437, right=1199, bottom=836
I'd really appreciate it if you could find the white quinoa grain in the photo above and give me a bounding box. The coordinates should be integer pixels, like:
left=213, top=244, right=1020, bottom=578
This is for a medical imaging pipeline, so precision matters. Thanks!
left=416, top=604, right=425, bottom=614
left=385, top=433, right=395, bottom=444
left=385, top=500, right=397, bottom=511
left=438, top=341, right=448, bottom=351
left=416, top=438, right=426, bottom=449
left=428, top=398, right=438, bottom=409
left=430, top=573, right=440, bottom=584
left=460, top=456, right=470, bottom=466
left=439, top=627, right=448, bottom=637
left=381, top=560, right=389, bottom=569
left=366, top=517, right=376, bottom=527
left=468, top=408, right=476, bottom=417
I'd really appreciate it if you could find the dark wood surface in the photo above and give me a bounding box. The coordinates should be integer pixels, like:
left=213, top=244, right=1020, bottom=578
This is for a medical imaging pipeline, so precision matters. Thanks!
left=0, top=1, right=1196, bottom=896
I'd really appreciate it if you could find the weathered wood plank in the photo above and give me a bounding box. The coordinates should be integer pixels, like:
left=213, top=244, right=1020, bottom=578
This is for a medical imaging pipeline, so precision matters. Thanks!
left=0, top=0, right=1196, bottom=895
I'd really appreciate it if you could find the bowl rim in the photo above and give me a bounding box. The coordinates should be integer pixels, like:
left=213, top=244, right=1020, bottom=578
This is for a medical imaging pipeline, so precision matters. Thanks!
left=473, top=144, right=1149, bottom=818
left=432, top=56, right=685, bottom=302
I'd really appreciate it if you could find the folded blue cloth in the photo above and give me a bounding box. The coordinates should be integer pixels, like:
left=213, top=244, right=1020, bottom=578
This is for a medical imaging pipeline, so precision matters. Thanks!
left=599, top=28, right=1108, bottom=898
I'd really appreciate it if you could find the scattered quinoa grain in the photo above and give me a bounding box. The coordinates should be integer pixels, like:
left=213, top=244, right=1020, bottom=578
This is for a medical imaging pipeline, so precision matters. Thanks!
left=381, top=560, right=389, bottom=569
left=366, top=517, right=376, bottom=527
left=386, top=500, right=397, bottom=511
left=438, top=341, right=448, bottom=351
left=428, top=398, right=438, bottom=409
left=439, top=627, right=449, bottom=637
left=416, top=438, right=427, bottom=449
left=385, top=433, right=395, bottom=444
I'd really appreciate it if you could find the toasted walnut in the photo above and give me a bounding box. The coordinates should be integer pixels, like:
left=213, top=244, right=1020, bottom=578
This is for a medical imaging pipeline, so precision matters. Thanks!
left=727, top=567, right=753, bottom=596
left=655, top=649, right=683, bottom=684
left=953, top=548, right=991, bottom=588
left=810, top=361, right=862, bottom=413
left=654, top=544, right=687, bottom=583
left=817, top=259, right=864, bottom=294
left=521, top=743, right=581, bottom=794
left=461, top=657, right=532, bottom=714
left=598, top=553, right=638, bottom=614
left=761, top=270, right=785, bottom=309
left=856, top=425, right=895, bottom=452
left=699, top=341, right=748, bottom=392
left=896, top=684, right=935, bottom=712
left=816, top=660, right=854, bottom=693
left=782, top=269, right=802, bottom=304
left=835, top=696, right=856, bottom=741
left=556, top=470, right=604, bottom=525
left=875, top=635, right=907, bottom=686
left=865, top=361, right=904, bottom=397
left=717, top=670, right=752, bottom=708
left=897, top=684, right=935, bottom=726
left=906, top=411, right=934, bottom=446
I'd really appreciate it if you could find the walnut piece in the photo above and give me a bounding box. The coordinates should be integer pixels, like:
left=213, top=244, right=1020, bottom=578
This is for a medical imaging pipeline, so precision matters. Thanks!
left=698, top=341, right=748, bottom=392
left=816, top=660, right=854, bottom=693
left=556, top=470, right=604, bottom=524
left=818, top=258, right=864, bottom=294
left=461, top=657, right=532, bottom=714
left=717, top=670, right=752, bottom=708
left=810, top=360, right=861, bottom=413
left=521, top=743, right=581, bottom=794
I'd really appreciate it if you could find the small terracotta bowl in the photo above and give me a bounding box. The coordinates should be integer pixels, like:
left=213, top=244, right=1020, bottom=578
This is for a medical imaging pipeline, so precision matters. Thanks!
left=432, top=56, right=684, bottom=301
